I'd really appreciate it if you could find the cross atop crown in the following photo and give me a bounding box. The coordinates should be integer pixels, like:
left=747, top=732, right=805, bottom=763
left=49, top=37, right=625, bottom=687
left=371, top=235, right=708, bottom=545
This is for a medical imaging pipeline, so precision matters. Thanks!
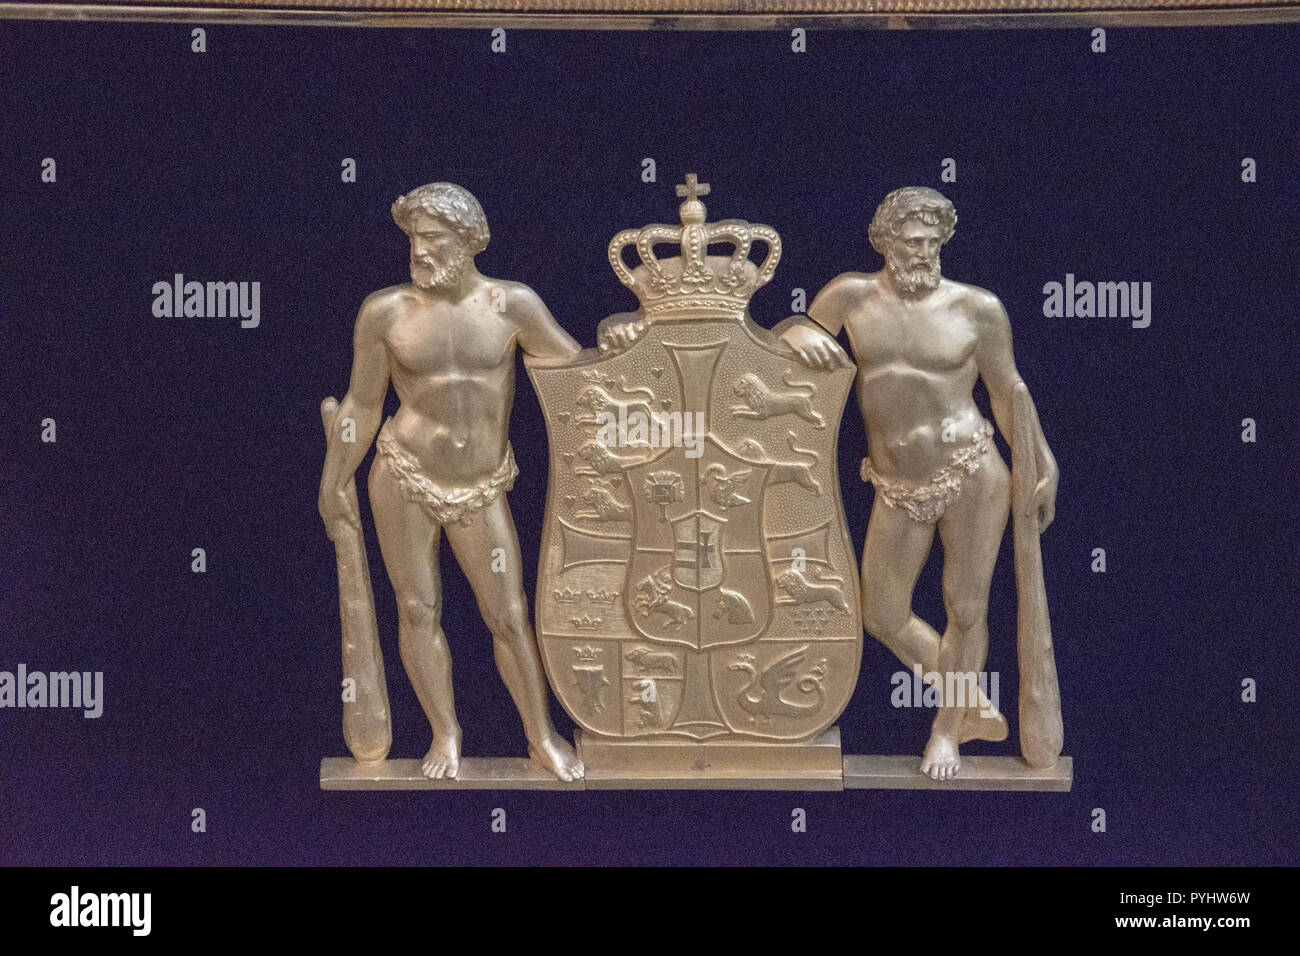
left=676, top=174, right=710, bottom=202
left=675, top=174, right=711, bottom=226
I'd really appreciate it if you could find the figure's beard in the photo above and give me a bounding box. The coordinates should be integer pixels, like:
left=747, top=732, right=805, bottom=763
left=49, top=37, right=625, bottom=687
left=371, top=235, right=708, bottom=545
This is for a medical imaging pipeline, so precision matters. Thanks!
left=888, top=255, right=942, bottom=295
left=411, top=249, right=469, bottom=292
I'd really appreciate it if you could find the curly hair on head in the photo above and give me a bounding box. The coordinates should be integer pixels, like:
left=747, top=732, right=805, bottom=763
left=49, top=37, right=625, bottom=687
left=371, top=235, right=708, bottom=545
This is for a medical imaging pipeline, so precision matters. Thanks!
left=868, top=187, right=957, bottom=256
left=391, top=182, right=490, bottom=254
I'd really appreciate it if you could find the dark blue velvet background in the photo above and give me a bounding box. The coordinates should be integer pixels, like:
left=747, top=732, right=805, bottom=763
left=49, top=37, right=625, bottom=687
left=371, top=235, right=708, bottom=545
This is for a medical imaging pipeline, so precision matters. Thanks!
left=0, top=19, right=1296, bottom=865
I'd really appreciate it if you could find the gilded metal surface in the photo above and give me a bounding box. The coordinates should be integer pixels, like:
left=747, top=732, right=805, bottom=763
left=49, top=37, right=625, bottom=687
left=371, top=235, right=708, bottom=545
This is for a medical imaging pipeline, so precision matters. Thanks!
left=1011, top=384, right=1063, bottom=769
left=783, top=186, right=1061, bottom=782
left=842, top=754, right=1073, bottom=791
left=527, top=176, right=860, bottom=751
left=6, top=1, right=1298, bottom=29
left=320, top=396, right=393, bottom=765
left=319, top=182, right=584, bottom=782
left=578, top=727, right=845, bottom=790
left=12, top=0, right=1292, bottom=11
left=320, top=756, right=585, bottom=790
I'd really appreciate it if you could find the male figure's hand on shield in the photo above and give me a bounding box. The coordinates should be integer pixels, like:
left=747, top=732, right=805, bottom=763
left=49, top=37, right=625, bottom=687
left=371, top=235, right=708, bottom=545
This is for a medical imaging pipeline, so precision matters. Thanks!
left=779, top=321, right=852, bottom=371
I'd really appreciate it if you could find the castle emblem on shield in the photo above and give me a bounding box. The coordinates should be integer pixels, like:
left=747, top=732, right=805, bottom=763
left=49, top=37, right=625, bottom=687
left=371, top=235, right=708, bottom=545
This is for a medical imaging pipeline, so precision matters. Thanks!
left=527, top=176, right=862, bottom=742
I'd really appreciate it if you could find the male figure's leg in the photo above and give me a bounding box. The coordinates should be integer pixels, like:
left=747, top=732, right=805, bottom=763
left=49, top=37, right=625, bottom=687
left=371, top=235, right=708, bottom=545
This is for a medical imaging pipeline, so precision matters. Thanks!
left=368, top=456, right=462, bottom=779
left=860, top=498, right=939, bottom=674
left=923, top=452, right=1012, bottom=779
left=444, top=496, right=584, bottom=782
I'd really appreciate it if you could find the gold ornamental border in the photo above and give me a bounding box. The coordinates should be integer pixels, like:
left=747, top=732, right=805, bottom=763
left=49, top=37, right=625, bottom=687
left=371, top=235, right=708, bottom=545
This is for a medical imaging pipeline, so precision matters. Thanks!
left=2, top=0, right=1299, bottom=29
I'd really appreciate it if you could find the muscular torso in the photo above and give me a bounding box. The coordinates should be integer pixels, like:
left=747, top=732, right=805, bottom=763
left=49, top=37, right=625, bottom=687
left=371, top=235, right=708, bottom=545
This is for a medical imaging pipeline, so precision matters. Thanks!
left=380, top=280, right=519, bottom=484
left=823, top=275, right=990, bottom=483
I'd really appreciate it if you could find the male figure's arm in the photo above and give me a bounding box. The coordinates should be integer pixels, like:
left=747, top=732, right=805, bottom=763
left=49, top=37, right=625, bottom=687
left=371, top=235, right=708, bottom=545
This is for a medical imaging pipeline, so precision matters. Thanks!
left=511, top=285, right=582, bottom=361
left=972, top=290, right=1059, bottom=531
left=777, top=274, right=858, bottom=370
left=318, top=291, right=392, bottom=536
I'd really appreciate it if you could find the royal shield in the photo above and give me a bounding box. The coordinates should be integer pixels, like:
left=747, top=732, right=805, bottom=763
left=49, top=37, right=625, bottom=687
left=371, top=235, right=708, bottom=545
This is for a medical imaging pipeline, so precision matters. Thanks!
left=526, top=176, right=861, bottom=742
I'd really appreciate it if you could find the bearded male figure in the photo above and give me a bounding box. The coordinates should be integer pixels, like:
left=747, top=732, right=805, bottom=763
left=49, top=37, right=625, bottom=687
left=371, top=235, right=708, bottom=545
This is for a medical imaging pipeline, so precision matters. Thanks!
left=318, top=182, right=584, bottom=781
left=780, top=187, right=1059, bottom=780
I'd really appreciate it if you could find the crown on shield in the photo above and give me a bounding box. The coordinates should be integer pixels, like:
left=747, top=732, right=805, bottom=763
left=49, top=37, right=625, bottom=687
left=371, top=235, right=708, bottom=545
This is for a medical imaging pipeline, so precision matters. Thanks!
left=607, top=174, right=782, bottom=321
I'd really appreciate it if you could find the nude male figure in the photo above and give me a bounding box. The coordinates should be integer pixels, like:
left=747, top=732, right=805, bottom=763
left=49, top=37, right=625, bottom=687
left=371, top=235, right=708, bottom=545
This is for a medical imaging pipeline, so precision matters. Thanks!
left=780, top=187, right=1058, bottom=780
left=318, top=182, right=584, bottom=781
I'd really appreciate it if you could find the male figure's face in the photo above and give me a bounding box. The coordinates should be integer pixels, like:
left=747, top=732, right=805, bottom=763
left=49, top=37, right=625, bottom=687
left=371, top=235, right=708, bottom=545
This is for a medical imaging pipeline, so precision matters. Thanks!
left=885, top=218, right=945, bottom=295
left=407, top=209, right=471, bottom=292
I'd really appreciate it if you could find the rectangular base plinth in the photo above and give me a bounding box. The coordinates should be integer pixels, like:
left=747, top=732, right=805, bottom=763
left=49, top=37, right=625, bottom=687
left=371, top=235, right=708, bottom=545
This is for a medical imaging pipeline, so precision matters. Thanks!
left=576, top=727, right=844, bottom=790
left=320, top=757, right=584, bottom=790
left=842, top=754, right=1073, bottom=791
left=321, top=744, right=1071, bottom=791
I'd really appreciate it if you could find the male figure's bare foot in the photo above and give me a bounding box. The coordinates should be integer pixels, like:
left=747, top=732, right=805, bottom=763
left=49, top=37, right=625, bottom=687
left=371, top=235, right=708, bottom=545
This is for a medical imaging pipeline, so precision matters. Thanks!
left=920, top=732, right=961, bottom=781
left=960, top=703, right=1009, bottom=744
left=421, top=735, right=461, bottom=779
left=529, top=734, right=584, bottom=782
